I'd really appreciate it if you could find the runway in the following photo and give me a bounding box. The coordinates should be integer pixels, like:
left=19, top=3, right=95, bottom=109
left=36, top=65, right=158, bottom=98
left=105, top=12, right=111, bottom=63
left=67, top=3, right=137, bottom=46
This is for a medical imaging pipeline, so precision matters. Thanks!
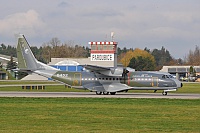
left=0, top=92, right=199, bottom=99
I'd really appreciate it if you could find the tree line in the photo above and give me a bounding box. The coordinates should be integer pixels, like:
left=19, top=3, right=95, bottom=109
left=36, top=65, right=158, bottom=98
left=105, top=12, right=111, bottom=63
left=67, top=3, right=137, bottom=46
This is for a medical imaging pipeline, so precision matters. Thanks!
left=0, top=37, right=199, bottom=71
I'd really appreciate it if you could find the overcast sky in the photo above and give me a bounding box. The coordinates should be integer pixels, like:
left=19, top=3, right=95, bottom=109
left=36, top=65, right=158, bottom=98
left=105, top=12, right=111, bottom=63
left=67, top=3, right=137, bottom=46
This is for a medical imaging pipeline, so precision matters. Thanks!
left=0, top=0, right=200, bottom=58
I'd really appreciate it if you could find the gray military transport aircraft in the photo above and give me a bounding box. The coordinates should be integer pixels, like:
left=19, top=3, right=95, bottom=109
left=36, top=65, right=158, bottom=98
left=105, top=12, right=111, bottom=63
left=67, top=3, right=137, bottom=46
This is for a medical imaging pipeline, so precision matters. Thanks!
left=16, top=34, right=183, bottom=95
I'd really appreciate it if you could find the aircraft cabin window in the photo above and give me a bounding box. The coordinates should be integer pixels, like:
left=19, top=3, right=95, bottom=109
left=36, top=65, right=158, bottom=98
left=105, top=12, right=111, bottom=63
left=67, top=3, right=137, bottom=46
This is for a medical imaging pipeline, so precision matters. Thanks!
left=106, top=78, right=108, bottom=80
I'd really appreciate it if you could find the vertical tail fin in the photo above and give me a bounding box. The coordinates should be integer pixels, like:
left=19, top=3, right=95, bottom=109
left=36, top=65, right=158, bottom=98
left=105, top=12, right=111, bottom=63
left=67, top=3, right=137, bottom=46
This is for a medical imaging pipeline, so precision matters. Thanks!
left=16, top=34, right=39, bottom=70
left=16, top=34, right=57, bottom=71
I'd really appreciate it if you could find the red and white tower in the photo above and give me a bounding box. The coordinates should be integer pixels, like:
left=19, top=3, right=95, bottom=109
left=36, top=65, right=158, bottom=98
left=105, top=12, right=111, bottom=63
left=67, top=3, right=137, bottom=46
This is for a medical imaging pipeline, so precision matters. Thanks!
left=89, top=41, right=118, bottom=67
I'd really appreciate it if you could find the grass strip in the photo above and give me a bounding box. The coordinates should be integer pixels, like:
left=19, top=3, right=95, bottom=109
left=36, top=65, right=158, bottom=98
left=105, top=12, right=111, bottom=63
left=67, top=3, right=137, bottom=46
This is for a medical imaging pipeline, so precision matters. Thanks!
left=0, top=98, right=199, bottom=133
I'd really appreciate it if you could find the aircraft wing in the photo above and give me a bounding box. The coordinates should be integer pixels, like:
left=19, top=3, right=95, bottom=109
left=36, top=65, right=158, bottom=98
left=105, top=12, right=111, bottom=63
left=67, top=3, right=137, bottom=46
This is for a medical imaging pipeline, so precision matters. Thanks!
left=83, top=82, right=105, bottom=92
left=83, top=65, right=110, bottom=72
left=103, top=83, right=131, bottom=92
left=82, top=64, right=122, bottom=76
left=83, top=82, right=131, bottom=92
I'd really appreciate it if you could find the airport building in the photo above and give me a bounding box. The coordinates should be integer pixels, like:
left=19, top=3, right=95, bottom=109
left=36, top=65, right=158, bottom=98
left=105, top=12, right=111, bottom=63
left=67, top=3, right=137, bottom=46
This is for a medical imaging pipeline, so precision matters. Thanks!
left=49, top=41, right=118, bottom=67
left=160, top=66, right=200, bottom=80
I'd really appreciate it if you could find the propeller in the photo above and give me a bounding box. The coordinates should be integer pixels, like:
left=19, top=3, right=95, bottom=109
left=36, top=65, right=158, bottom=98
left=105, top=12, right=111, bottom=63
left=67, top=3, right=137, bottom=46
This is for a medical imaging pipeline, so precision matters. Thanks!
left=122, top=68, right=129, bottom=76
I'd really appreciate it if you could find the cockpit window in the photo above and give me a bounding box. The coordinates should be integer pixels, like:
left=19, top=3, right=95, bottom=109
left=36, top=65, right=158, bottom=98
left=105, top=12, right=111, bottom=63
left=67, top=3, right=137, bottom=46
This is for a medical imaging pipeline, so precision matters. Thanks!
left=168, top=75, right=174, bottom=78
left=162, top=75, right=174, bottom=79
left=162, top=75, right=168, bottom=78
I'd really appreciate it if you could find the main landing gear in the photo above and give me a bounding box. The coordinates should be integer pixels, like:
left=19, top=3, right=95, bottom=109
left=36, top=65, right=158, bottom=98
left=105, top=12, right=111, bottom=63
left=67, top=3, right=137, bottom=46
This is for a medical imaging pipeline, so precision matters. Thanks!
left=95, top=91, right=116, bottom=95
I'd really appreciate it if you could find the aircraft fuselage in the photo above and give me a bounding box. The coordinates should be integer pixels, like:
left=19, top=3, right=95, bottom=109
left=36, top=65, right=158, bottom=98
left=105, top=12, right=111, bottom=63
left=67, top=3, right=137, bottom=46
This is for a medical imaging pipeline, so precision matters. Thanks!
left=49, top=70, right=182, bottom=92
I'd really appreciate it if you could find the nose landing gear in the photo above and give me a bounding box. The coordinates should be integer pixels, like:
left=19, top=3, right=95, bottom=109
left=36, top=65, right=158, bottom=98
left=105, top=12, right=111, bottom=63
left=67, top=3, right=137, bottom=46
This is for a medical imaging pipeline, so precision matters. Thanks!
left=162, top=91, right=168, bottom=95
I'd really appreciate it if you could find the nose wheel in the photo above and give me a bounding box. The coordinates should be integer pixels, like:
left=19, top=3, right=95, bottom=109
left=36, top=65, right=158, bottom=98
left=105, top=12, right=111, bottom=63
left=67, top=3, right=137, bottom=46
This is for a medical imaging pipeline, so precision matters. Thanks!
left=162, top=92, right=168, bottom=95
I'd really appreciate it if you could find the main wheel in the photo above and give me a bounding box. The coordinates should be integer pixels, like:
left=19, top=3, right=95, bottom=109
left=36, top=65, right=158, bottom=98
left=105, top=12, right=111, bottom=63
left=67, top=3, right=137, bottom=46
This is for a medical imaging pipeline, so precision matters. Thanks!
left=96, top=91, right=102, bottom=95
left=110, top=92, right=116, bottom=95
left=103, top=92, right=109, bottom=95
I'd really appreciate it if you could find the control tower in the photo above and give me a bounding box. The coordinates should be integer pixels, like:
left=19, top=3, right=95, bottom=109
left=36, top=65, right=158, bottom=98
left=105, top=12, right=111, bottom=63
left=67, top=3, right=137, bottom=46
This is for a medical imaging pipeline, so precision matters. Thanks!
left=89, top=41, right=118, bottom=67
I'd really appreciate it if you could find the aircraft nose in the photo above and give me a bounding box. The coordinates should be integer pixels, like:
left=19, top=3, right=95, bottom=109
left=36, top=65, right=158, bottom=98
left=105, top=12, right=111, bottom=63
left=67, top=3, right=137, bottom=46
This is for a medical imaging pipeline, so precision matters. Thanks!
left=174, top=79, right=182, bottom=88
left=177, top=81, right=183, bottom=88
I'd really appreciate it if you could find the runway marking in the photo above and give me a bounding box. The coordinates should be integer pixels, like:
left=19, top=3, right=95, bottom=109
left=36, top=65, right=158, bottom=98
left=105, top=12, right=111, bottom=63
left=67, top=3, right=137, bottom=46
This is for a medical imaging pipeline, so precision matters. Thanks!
left=0, top=92, right=199, bottom=99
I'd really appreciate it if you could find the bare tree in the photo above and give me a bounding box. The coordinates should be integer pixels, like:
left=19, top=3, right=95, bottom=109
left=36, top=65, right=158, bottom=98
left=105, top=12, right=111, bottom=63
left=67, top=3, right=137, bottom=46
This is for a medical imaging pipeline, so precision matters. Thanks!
left=41, top=38, right=88, bottom=62
left=186, top=45, right=200, bottom=65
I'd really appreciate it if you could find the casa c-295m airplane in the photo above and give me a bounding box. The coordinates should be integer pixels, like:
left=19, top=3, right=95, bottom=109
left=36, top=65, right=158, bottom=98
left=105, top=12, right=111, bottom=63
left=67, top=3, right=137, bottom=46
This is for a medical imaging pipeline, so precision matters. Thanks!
left=16, top=34, right=183, bottom=95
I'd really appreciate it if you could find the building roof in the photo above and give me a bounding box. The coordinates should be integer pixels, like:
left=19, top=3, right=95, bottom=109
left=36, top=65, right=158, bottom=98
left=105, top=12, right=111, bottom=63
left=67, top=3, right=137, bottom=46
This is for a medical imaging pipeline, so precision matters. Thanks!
left=55, top=60, right=79, bottom=66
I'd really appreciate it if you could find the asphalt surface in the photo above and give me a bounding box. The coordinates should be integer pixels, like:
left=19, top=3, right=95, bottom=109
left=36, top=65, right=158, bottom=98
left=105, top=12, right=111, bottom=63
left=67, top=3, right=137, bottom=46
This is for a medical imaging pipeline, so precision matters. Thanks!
left=0, top=92, right=199, bottom=99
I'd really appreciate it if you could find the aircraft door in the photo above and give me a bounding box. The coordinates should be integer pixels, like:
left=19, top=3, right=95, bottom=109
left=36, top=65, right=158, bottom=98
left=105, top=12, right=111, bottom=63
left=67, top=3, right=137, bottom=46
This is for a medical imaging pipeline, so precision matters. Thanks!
left=151, top=77, right=158, bottom=87
left=73, top=73, right=82, bottom=86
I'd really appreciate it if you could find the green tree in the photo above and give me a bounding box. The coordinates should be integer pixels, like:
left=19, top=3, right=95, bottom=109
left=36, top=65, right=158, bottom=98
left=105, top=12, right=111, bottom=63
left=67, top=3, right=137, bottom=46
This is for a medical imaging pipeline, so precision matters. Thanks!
left=189, top=66, right=196, bottom=76
left=0, top=61, right=2, bottom=68
left=120, top=48, right=155, bottom=68
left=0, top=44, right=16, bottom=57
left=151, top=46, right=173, bottom=67
left=128, top=56, right=155, bottom=71
left=6, top=56, right=17, bottom=70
